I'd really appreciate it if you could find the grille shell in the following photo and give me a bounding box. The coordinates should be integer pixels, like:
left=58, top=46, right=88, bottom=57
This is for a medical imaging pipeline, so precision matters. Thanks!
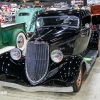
left=25, top=41, right=49, bottom=85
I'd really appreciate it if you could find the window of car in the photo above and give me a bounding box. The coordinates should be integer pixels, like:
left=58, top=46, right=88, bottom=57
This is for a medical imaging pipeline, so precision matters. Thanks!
left=36, top=16, right=79, bottom=29
left=19, top=13, right=29, bottom=16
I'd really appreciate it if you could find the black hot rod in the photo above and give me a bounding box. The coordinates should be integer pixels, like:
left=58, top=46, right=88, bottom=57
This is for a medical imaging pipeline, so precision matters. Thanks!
left=0, top=9, right=99, bottom=92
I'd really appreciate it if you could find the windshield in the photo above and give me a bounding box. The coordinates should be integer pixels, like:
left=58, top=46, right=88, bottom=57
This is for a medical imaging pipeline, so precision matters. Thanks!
left=36, top=16, right=79, bottom=29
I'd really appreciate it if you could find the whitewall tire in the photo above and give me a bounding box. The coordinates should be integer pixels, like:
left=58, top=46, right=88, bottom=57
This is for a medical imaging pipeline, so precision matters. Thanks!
left=16, top=32, right=26, bottom=51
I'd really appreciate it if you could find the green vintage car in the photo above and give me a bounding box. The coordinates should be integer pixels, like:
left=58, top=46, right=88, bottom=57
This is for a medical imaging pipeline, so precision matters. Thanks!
left=15, top=7, right=45, bottom=36
left=0, top=23, right=26, bottom=53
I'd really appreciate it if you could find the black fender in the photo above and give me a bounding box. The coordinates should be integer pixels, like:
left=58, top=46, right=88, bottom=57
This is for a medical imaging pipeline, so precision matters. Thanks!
left=51, top=56, right=84, bottom=83
left=88, top=30, right=99, bottom=49
left=0, top=52, right=29, bottom=83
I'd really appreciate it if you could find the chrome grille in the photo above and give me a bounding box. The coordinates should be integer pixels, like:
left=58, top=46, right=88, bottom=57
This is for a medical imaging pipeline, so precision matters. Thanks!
left=25, top=41, right=49, bottom=85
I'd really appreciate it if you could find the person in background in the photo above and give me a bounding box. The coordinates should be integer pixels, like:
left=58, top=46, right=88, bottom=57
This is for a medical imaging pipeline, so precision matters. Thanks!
left=0, top=7, right=2, bottom=15
left=85, top=5, right=90, bottom=11
left=17, top=5, right=21, bottom=11
left=22, top=3, right=26, bottom=8
left=81, top=5, right=85, bottom=10
left=2, top=6, right=10, bottom=17
left=74, top=5, right=80, bottom=10
left=1, top=6, right=12, bottom=23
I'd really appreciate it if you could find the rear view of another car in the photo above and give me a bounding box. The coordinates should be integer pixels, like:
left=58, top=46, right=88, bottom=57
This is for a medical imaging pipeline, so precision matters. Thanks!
left=91, top=4, right=100, bottom=31
left=91, top=4, right=100, bottom=52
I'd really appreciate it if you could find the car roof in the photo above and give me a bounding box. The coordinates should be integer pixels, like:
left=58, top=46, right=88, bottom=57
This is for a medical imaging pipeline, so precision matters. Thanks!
left=17, top=7, right=43, bottom=13
left=37, top=9, right=91, bottom=19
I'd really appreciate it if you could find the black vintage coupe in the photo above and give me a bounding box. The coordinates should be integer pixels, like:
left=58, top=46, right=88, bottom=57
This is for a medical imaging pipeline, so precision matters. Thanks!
left=0, top=9, right=99, bottom=92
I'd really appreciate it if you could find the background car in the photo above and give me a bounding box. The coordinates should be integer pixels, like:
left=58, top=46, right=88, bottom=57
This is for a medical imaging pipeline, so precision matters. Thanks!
left=15, top=7, right=45, bottom=37
left=0, top=22, right=26, bottom=52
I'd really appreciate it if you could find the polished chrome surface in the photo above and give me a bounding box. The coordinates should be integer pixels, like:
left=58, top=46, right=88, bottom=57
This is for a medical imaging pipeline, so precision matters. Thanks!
left=25, top=41, right=49, bottom=85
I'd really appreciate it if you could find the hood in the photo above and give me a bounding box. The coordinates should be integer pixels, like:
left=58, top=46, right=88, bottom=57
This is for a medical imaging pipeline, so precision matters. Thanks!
left=31, top=27, right=79, bottom=44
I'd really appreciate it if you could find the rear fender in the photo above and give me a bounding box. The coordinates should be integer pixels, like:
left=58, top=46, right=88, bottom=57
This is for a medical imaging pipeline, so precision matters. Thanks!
left=9, top=29, right=26, bottom=46
left=88, top=30, right=99, bottom=49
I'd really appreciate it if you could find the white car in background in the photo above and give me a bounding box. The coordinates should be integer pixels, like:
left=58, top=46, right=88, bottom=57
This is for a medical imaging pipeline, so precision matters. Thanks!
left=10, top=3, right=18, bottom=18
left=10, top=3, right=18, bottom=12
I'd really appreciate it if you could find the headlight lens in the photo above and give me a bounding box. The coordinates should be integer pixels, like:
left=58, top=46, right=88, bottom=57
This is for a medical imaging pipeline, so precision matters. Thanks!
left=51, top=50, right=63, bottom=63
left=10, top=48, right=21, bottom=60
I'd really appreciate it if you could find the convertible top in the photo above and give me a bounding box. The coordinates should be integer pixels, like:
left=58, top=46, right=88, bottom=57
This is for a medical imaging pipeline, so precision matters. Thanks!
left=37, top=9, right=91, bottom=19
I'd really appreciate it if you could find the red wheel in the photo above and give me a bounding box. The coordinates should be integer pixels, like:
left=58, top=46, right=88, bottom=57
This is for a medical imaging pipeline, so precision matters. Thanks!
left=76, top=68, right=82, bottom=87
left=73, top=68, right=83, bottom=92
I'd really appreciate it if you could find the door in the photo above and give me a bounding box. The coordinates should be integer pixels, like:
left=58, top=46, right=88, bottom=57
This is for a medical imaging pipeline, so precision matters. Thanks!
left=73, top=19, right=92, bottom=54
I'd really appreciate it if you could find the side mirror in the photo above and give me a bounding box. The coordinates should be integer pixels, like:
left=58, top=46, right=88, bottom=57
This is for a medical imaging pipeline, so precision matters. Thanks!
left=85, top=23, right=90, bottom=28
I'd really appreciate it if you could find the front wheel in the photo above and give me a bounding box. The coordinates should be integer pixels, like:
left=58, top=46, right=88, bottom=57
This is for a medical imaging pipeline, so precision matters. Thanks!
left=73, top=67, right=83, bottom=92
left=16, top=32, right=26, bottom=51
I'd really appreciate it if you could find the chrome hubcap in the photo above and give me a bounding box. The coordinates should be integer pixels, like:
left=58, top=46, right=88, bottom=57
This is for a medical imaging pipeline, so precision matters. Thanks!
left=17, top=36, right=24, bottom=48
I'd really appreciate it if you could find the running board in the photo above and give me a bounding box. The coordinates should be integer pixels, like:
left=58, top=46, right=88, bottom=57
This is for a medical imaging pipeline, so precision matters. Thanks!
left=84, top=50, right=98, bottom=65
left=0, top=46, right=15, bottom=54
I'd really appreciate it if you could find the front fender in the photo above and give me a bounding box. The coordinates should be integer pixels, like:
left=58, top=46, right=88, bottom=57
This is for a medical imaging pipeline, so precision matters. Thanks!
left=53, top=56, right=84, bottom=83
left=0, top=52, right=28, bottom=83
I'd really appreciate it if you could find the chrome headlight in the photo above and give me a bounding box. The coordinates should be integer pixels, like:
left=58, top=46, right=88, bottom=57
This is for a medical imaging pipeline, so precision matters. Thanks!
left=51, top=50, right=63, bottom=63
left=10, top=48, right=21, bottom=60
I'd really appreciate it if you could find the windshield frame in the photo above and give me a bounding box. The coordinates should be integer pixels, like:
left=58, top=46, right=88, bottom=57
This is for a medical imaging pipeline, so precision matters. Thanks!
left=36, top=15, right=80, bottom=29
